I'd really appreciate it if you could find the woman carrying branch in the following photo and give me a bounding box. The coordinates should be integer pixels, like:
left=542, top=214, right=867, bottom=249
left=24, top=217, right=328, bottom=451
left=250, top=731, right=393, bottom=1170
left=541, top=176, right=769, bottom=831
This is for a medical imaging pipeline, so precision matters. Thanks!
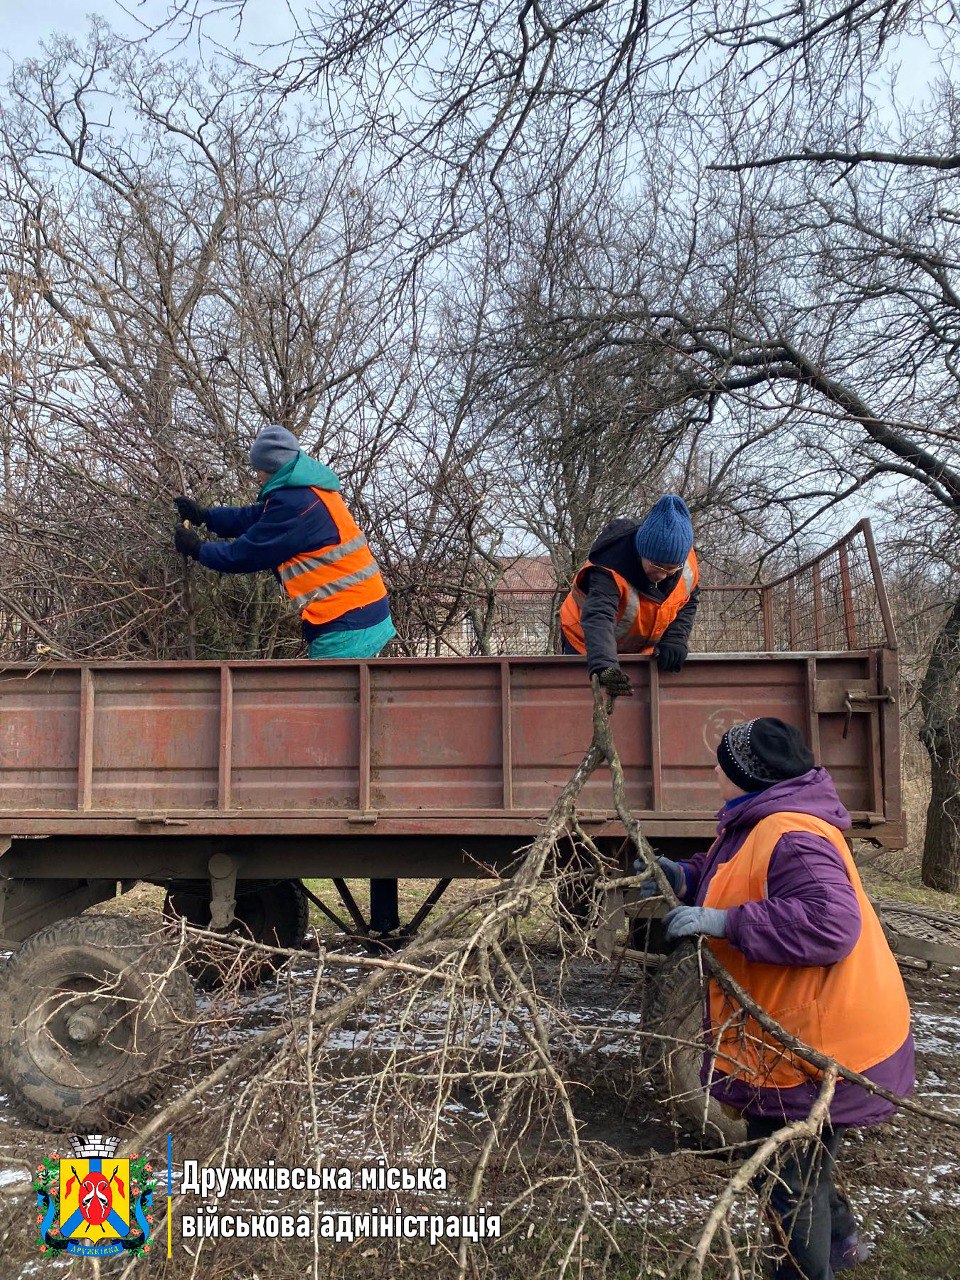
left=657, top=717, right=915, bottom=1279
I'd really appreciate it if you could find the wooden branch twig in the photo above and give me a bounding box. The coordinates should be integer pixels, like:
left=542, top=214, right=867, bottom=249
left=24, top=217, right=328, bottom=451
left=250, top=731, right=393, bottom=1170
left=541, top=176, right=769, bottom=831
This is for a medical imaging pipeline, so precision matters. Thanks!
left=173, top=457, right=198, bottom=661
left=0, top=589, right=73, bottom=658
left=679, top=1068, right=839, bottom=1278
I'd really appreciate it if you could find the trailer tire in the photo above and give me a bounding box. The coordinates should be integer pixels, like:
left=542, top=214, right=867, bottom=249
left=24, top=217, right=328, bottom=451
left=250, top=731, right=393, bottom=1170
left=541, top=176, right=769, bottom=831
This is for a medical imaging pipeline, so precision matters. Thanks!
left=164, top=879, right=309, bottom=988
left=0, top=913, right=196, bottom=1131
left=646, top=943, right=746, bottom=1147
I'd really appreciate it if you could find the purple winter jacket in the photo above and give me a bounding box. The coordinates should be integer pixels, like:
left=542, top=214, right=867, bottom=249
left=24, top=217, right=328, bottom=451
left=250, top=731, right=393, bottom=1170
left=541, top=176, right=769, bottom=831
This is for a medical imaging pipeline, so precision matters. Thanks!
left=677, top=767, right=915, bottom=1125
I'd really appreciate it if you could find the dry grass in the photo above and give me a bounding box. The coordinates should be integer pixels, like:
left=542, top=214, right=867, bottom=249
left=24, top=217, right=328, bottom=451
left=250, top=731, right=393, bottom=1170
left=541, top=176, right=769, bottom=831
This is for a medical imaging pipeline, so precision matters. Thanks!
left=858, top=739, right=960, bottom=912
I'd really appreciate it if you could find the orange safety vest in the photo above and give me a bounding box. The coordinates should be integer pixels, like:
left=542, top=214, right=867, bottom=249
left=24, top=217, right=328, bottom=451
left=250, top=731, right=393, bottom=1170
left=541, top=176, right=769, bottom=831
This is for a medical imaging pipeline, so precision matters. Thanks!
left=276, top=488, right=388, bottom=628
left=559, top=550, right=698, bottom=654
left=703, top=812, right=911, bottom=1090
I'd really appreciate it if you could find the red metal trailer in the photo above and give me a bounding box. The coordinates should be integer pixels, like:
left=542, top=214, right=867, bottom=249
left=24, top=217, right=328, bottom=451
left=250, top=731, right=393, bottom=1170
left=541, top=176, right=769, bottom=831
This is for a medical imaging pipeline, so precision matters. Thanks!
left=0, top=522, right=904, bottom=1128
left=0, top=645, right=901, bottom=906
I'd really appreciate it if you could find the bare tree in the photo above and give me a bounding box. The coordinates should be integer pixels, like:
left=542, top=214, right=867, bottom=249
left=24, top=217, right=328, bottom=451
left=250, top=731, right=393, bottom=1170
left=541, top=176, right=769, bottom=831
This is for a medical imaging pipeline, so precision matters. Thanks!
left=653, top=89, right=960, bottom=886
left=149, top=0, right=936, bottom=187
left=0, top=31, right=419, bottom=660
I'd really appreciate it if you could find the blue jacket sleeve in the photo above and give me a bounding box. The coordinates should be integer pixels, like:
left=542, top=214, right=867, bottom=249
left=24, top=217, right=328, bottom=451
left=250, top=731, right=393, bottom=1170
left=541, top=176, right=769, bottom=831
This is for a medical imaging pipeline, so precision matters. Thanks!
left=197, top=497, right=314, bottom=574
left=724, top=834, right=863, bottom=966
left=580, top=568, right=621, bottom=676
left=205, top=503, right=265, bottom=537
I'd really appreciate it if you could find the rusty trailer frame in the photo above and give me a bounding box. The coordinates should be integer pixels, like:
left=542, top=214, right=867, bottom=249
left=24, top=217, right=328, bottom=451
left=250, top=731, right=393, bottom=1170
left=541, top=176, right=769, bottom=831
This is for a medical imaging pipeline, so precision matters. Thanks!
left=0, top=521, right=903, bottom=945
left=0, top=649, right=902, bottom=940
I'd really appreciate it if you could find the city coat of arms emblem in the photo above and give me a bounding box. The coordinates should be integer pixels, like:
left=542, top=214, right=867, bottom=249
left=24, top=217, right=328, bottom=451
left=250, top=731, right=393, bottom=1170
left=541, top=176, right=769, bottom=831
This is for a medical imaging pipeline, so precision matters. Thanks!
left=34, top=1135, right=154, bottom=1258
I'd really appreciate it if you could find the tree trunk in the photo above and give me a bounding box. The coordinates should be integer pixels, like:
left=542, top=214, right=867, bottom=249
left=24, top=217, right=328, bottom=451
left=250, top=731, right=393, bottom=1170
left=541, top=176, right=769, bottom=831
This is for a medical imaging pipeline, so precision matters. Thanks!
left=919, top=592, right=960, bottom=892
left=467, top=590, right=497, bottom=655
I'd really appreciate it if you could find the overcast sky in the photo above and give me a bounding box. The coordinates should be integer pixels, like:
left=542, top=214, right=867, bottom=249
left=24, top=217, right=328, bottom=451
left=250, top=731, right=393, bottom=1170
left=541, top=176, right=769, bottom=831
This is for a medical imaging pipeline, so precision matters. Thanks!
left=0, top=1, right=294, bottom=66
left=1, top=0, right=946, bottom=116
left=3, top=2, right=143, bottom=60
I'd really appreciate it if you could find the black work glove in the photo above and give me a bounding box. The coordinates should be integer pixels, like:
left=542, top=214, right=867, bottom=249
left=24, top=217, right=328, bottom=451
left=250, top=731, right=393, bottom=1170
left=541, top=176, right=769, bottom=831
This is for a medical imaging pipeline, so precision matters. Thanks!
left=597, top=667, right=633, bottom=699
left=174, top=525, right=202, bottom=559
left=174, top=495, right=207, bottom=526
left=656, top=640, right=687, bottom=673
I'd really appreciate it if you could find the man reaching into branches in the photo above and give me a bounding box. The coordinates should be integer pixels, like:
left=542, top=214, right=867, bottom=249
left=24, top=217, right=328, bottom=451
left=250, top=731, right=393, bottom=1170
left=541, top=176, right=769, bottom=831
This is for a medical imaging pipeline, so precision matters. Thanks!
left=559, top=495, right=699, bottom=697
left=174, top=425, right=395, bottom=658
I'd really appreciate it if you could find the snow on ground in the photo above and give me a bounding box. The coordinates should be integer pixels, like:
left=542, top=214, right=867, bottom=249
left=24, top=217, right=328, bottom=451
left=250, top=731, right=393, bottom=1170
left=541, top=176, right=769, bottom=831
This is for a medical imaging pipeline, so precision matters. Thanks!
left=0, top=951, right=958, bottom=1251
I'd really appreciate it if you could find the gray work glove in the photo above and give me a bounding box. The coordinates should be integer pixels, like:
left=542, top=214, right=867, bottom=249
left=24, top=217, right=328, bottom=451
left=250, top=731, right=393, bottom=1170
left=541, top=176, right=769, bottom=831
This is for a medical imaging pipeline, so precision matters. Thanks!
left=597, top=667, right=633, bottom=699
left=663, top=905, right=728, bottom=941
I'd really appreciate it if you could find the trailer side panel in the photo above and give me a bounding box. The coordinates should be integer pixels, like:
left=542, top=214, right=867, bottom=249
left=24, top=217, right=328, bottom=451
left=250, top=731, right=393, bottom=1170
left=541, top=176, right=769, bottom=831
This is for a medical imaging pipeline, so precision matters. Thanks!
left=0, top=653, right=901, bottom=846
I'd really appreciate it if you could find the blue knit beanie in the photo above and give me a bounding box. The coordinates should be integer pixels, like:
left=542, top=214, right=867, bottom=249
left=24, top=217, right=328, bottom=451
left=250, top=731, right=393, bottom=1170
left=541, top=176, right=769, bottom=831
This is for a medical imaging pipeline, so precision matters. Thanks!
left=634, top=495, right=694, bottom=566
left=248, top=424, right=300, bottom=473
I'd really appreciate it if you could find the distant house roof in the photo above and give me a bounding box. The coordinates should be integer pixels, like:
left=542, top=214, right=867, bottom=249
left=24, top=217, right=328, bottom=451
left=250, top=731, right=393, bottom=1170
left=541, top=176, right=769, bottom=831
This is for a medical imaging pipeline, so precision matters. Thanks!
left=496, top=556, right=556, bottom=593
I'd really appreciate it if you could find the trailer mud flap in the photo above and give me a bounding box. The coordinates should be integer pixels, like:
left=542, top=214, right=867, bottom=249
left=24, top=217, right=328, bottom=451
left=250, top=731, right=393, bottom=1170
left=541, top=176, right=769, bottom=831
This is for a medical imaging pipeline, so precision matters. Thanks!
left=0, top=878, right=117, bottom=946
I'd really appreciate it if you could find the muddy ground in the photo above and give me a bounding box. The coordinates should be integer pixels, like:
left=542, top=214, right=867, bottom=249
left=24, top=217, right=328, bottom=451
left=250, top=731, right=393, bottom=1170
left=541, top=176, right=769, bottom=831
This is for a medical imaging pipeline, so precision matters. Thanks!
left=0, top=896, right=957, bottom=1279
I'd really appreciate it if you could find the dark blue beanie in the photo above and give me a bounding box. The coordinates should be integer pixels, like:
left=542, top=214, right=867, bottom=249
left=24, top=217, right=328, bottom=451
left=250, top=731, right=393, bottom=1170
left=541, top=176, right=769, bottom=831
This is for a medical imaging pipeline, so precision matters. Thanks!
left=634, top=494, right=696, bottom=565
left=634, top=495, right=694, bottom=566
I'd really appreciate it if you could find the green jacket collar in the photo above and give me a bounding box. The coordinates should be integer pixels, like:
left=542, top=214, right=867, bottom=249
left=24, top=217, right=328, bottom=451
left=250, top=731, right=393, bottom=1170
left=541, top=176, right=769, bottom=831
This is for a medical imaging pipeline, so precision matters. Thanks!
left=258, top=452, right=341, bottom=499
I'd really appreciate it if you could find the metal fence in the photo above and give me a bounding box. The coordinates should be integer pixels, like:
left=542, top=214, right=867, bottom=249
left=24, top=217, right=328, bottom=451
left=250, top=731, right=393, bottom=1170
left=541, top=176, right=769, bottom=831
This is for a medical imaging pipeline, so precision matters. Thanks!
left=699, top=520, right=896, bottom=653
left=444, top=521, right=895, bottom=656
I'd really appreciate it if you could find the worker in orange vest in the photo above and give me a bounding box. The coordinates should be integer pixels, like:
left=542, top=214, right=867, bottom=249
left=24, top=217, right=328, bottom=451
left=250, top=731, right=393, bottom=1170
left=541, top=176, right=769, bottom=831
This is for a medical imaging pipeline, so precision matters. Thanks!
left=559, top=495, right=699, bottom=698
left=174, top=425, right=395, bottom=658
left=657, top=718, right=914, bottom=1278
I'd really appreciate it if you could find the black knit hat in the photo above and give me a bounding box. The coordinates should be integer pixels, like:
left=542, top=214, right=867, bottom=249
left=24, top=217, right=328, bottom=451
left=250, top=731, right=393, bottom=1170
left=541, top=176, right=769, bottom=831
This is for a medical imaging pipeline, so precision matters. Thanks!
left=716, top=718, right=815, bottom=793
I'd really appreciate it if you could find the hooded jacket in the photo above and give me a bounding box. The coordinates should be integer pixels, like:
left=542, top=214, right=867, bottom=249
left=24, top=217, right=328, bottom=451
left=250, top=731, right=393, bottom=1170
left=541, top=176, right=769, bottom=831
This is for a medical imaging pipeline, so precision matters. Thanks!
left=571, top=518, right=700, bottom=675
left=678, top=768, right=915, bottom=1124
left=198, top=454, right=392, bottom=642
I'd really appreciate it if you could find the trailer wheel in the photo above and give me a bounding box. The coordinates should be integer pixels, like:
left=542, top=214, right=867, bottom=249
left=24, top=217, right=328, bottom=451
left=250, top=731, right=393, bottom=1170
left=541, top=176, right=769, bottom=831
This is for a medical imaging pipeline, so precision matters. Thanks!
left=646, top=943, right=746, bottom=1147
left=0, top=913, right=196, bottom=1131
left=164, top=879, right=309, bottom=987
